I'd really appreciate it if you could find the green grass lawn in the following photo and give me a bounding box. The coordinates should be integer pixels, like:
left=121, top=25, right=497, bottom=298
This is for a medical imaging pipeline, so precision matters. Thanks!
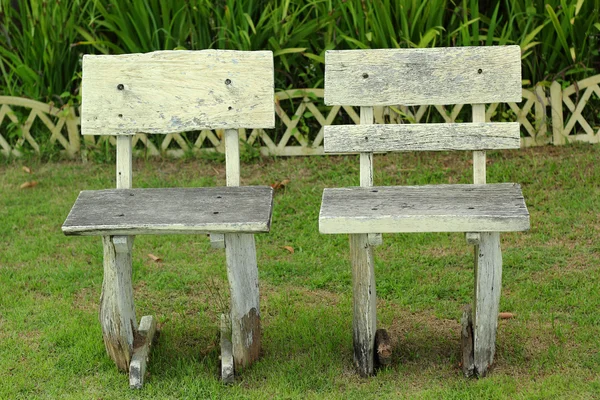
left=1, top=144, right=600, bottom=399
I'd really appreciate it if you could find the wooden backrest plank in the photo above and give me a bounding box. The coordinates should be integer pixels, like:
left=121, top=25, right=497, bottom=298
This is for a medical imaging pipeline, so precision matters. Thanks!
left=82, top=50, right=275, bottom=135
left=325, top=46, right=521, bottom=106
left=323, top=122, right=520, bottom=153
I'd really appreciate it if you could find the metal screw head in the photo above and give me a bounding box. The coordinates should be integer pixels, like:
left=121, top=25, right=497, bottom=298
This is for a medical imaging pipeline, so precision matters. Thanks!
left=117, top=84, right=124, bottom=90
left=362, top=73, right=369, bottom=79
left=225, top=79, right=232, bottom=85
left=477, top=69, right=483, bottom=74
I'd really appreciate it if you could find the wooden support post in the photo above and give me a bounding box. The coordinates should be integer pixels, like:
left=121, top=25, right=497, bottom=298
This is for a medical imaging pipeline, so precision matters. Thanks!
left=99, top=135, right=139, bottom=372
left=464, top=105, right=502, bottom=377
left=472, top=232, right=502, bottom=377
left=223, top=128, right=261, bottom=372
left=210, top=233, right=226, bottom=249
left=350, top=233, right=377, bottom=376
left=225, top=233, right=261, bottom=370
left=351, top=106, right=378, bottom=377
left=100, top=235, right=137, bottom=371
left=129, top=315, right=157, bottom=389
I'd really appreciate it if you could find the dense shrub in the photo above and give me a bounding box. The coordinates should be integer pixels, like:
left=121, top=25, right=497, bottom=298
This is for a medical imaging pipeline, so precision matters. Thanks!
left=0, top=0, right=599, bottom=105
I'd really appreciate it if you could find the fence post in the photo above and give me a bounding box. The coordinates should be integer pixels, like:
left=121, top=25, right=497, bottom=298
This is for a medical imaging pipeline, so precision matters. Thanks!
left=534, top=85, right=548, bottom=143
left=550, top=81, right=565, bottom=145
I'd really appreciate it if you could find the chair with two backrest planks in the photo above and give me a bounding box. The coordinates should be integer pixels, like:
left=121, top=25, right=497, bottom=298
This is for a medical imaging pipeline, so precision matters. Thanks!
left=319, top=45, right=530, bottom=377
left=62, top=50, right=275, bottom=387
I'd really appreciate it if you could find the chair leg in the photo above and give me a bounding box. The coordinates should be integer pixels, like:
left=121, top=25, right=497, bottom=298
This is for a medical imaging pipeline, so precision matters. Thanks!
left=349, top=233, right=377, bottom=377
left=463, top=232, right=502, bottom=377
left=100, top=235, right=137, bottom=372
left=225, top=233, right=261, bottom=372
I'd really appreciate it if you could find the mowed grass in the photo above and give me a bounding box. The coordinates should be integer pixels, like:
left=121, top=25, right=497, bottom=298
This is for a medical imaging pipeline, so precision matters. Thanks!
left=1, top=144, right=600, bottom=399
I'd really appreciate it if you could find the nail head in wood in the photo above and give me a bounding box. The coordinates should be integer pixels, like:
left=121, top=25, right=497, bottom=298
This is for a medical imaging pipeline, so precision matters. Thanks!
left=225, top=78, right=232, bottom=85
left=117, top=84, right=124, bottom=90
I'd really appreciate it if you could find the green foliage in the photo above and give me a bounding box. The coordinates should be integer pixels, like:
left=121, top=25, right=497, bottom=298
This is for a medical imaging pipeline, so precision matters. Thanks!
left=0, top=0, right=598, bottom=103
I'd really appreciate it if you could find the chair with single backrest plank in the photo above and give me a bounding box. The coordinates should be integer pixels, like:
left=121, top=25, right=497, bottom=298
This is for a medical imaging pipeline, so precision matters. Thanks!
left=62, top=50, right=275, bottom=388
left=319, top=45, right=530, bottom=378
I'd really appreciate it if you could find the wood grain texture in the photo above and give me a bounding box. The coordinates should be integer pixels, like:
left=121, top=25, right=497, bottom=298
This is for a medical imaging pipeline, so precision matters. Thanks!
left=225, top=233, right=261, bottom=370
left=62, top=186, right=274, bottom=236
left=129, top=315, right=157, bottom=389
left=461, top=304, right=475, bottom=378
left=323, top=122, right=520, bottom=153
left=472, top=104, right=487, bottom=184
left=473, top=232, right=502, bottom=377
left=319, top=183, right=530, bottom=234
left=325, top=46, right=521, bottom=106
left=225, top=128, right=241, bottom=187
left=116, top=135, right=132, bottom=189
left=350, top=233, right=377, bottom=377
left=220, top=313, right=234, bottom=384
left=100, top=235, right=137, bottom=372
left=81, top=50, right=275, bottom=135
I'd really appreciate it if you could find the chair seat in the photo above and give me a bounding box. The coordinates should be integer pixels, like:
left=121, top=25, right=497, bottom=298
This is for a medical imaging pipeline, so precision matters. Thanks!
left=319, top=183, right=529, bottom=234
left=62, top=186, right=273, bottom=236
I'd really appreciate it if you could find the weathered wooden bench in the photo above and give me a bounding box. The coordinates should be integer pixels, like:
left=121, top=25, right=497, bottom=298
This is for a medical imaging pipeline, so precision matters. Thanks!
left=319, top=46, right=530, bottom=378
left=62, top=50, right=275, bottom=388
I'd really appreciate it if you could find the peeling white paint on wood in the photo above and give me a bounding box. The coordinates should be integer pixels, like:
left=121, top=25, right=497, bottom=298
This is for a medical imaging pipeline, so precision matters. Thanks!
left=350, top=233, right=377, bottom=376
left=325, top=46, right=521, bottom=106
left=81, top=50, right=275, bottom=135
left=100, top=235, right=137, bottom=372
left=320, top=184, right=530, bottom=234
left=220, top=313, right=234, bottom=384
left=323, top=122, right=520, bottom=153
left=225, top=233, right=261, bottom=370
left=62, top=187, right=274, bottom=236
left=473, top=232, right=502, bottom=377
left=472, top=104, right=487, bottom=184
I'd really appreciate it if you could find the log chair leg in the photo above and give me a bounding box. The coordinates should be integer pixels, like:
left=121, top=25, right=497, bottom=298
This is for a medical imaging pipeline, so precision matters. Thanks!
left=225, top=233, right=261, bottom=373
left=100, top=236, right=137, bottom=372
left=462, top=232, right=502, bottom=377
left=349, top=233, right=377, bottom=377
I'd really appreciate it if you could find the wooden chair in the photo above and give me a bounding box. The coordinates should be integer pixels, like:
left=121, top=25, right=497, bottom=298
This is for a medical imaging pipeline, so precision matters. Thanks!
left=62, top=50, right=275, bottom=387
left=319, top=46, right=530, bottom=378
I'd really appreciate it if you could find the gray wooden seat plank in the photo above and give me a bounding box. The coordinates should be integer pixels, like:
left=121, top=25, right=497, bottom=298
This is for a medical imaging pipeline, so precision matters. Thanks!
left=63, top=186, right=273, bottom=236
left=319, top=183, right=529, bottom=234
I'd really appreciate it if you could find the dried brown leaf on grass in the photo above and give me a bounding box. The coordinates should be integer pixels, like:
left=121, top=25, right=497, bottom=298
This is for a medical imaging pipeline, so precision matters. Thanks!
left=282, top=246, right=294, bottom=254
left=148, top=253, right=162, bottom=262
left=22, top=166, right=32, bottom=174
left=20, top=181, right=38, bottom=189
left=499, top=312, right=515, bottom=319
left=271, top=179, right=290, bottom=190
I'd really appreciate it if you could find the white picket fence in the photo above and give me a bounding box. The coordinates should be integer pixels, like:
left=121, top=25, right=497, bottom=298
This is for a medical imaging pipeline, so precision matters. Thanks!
left=1, top=75, right=599, bottom=159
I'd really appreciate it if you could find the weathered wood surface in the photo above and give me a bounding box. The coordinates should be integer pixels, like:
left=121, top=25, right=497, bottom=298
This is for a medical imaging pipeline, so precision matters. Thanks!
left=324, top=46, right=521, bottom=106
left=81, top=50, right=275, bottom=135
left=129, top=315, right=157, bottom=389
left=461, top=304, right=475, bottom=378
left=225, top=233, right=261, bottom=370
left=350, top=233, right=377, bottom=376
left=473, top=232, right=502, bottom=377
left=220, top=313, right=234, bottom=384
left=472, top=104, right=487, bottom=184
left=320, top=183, right=530, bottom=234
left=62, top=186, right=274, bottom=236
left=100, top=235, right=137, bottom=371
left=323, top=122, right=520, bottom=153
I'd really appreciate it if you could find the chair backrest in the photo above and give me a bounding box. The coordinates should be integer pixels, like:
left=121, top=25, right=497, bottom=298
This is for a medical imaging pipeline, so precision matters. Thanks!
left=80, top=50, right=274, bottom=188
left=323, top=46, right=522, bottom=185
